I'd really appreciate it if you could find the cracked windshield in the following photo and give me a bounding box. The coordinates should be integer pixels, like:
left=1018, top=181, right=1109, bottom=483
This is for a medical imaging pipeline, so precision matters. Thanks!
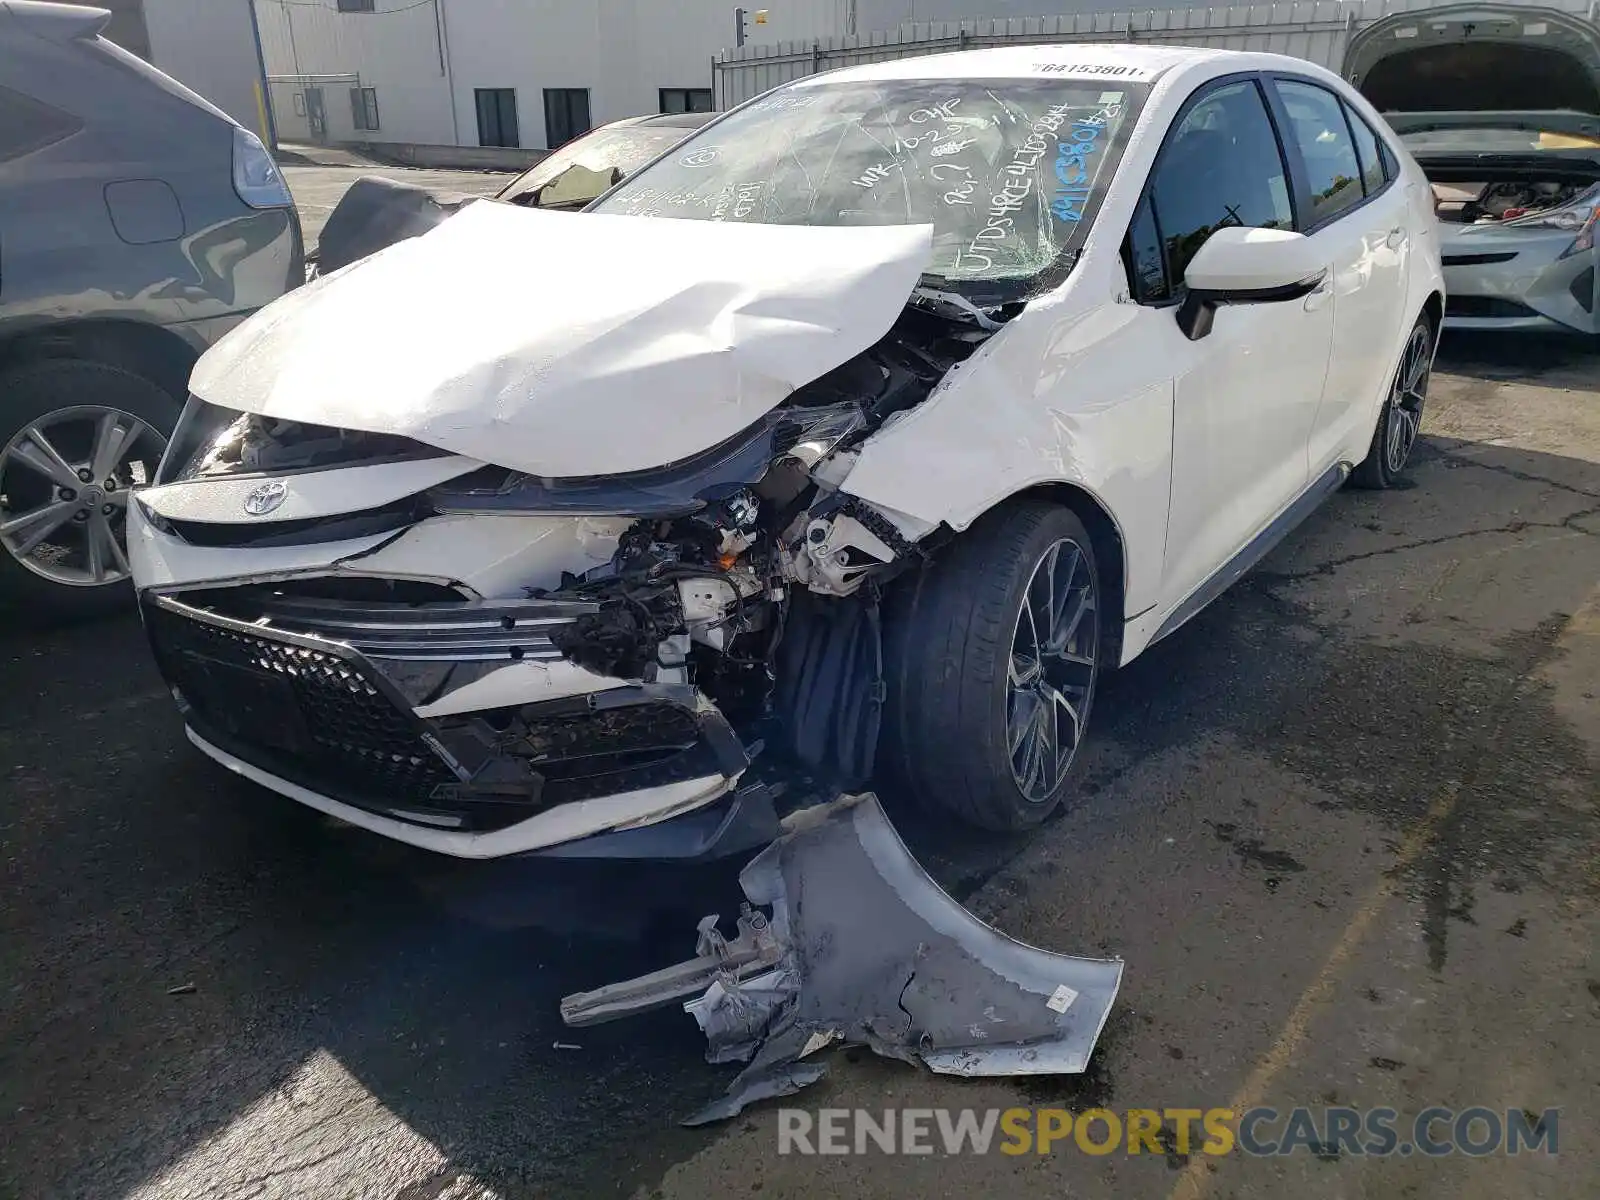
left=595, top=79, right=1143, bottom=283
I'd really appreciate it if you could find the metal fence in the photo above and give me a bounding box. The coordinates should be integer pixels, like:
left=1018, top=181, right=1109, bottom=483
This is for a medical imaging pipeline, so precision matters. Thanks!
left=712, top=0, right=1600, bottom=107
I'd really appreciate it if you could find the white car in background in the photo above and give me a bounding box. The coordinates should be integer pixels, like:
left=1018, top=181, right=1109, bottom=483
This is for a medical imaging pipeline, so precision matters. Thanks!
left=128, top=45, right=1443, bottom=861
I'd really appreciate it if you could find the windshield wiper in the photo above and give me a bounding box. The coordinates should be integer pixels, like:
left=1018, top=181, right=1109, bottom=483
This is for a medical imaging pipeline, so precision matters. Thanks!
left=911, top=282, right=1005, bottom=331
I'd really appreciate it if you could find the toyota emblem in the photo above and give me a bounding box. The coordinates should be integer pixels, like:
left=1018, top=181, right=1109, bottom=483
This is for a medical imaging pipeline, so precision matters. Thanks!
left=242, top=479, right=288, bottom=516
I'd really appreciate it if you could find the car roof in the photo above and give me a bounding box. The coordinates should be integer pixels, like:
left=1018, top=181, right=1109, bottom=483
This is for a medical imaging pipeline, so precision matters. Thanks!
left=640, top=111, right=719, bottom=129
left=605, top=111, right=719, bottom=131
left=788, top=42, right=1238, bottom=88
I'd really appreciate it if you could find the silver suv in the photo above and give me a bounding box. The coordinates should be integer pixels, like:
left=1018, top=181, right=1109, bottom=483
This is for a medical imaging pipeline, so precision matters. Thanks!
left=0, top=0, right=303, bottom=619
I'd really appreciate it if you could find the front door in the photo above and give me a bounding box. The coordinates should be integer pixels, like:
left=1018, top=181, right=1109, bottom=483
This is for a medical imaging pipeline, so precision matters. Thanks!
left=305, top=87, right=326, bottom=143
left=1132, top=77, right=1335, bottom=612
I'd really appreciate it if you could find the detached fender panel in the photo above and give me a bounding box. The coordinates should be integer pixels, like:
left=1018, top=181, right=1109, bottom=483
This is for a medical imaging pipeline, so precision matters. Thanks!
left=840, top=288, right=1175, bottom=618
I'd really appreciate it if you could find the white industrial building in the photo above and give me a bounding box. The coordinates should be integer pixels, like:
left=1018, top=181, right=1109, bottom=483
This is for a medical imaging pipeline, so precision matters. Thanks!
left=251, top=0, right=1181, bottom=150
left=250, top=0, right=1600, bottom=152
left=253, top=0, right=848, bottom=149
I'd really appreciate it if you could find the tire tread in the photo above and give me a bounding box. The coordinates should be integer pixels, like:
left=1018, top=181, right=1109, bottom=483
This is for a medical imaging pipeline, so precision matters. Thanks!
left=885, top=500, right=1095, bottom=831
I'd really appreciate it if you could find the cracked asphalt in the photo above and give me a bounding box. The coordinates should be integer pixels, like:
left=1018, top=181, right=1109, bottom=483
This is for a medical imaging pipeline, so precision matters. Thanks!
left=2, top=170, right=1597, bottom=1200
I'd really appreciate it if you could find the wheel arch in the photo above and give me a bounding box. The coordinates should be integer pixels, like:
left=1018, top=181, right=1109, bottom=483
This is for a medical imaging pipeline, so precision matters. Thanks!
left=1421, top=289, right=1443, bottom=337
left=961, top=480, right=1129, bottom=670
left=0, top=319, right=198, bottom=402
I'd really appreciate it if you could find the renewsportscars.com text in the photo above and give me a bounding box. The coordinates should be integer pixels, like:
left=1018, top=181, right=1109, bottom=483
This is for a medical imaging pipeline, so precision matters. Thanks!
left=777, top=1106, right=1560, bottom=1158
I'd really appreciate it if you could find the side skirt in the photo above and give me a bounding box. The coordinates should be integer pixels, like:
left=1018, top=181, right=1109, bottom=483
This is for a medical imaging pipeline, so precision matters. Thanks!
left=1147, top=460, right=1351, bottom=649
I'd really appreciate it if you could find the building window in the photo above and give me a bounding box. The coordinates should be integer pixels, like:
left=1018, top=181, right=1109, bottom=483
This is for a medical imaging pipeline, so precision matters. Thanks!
left=475, top=88, right=519, bottom=148
left=660, top=87, right=714, bottom=114
left=544, top=88, right=591, bottom=149
left=336, top=0, right=376, bottom=12
left=350, top=86, right=379, bottom=132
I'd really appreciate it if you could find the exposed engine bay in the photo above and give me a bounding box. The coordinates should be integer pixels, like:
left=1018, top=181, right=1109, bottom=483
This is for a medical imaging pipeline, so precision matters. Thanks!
left=151, top=296, right=999, bottom=795
left=1432, top=178, right=1593, bottom=223
left=482, top=302, right=995, bottom=785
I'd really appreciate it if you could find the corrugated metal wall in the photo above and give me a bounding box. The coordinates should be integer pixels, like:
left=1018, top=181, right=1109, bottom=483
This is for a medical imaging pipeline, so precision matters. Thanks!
left=714, top=0, right=1600, bottom=106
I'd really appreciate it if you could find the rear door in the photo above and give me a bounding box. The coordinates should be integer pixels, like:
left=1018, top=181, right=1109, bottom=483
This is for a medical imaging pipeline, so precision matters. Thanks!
left=1267, top=75, right=1412, bottom=474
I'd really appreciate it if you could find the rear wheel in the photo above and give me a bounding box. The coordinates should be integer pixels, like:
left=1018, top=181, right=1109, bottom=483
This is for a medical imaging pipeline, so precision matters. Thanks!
left=1352, top=313, right=1433, bottom=489
left=882, top=501, right=1101, bottom=831
left=0, top=360, right=175, bottom=620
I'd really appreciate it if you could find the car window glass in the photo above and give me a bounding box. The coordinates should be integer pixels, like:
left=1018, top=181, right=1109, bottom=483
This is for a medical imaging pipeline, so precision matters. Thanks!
left=1149, top=80, right=1293, bottom=289
left=595, top=79, right=1146, bottom=289
left=498, top=126, right=689, bottom=206
left=1123, top=193, right=1169, bottom=302
left=0, top=85, right=82, bottom=164
left=1379, top=137, right=1399, bottom=182
left=1342, top=101, right=1387, bottom=194
left=1276, top=80, right=1364, bottom=223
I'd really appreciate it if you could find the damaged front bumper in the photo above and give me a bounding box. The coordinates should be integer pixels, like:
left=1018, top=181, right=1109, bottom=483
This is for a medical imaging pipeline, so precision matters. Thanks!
left=563, top=793, right=1125, bottom=1124
left=137, top=583, right=775, bottom=859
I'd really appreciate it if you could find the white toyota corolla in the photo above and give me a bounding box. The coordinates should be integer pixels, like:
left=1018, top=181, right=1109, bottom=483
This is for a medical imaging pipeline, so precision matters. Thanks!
left=129, top=45, right=1443, bottom=860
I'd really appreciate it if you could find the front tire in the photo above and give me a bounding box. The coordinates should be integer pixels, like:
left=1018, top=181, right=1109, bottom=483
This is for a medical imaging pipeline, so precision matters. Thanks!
left=1352, top=313, right=1433, bottom=489
left=883, top=501, right=1101, bottom=831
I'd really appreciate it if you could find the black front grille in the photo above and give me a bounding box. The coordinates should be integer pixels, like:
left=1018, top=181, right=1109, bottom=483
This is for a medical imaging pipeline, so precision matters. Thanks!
left=144, top=596, right=744, bottom=835
left=510, top=703, right=708, bottom=803
left=143, top=598, right=458, bottom=806
left=1444, top=295, right=1541, bottom=319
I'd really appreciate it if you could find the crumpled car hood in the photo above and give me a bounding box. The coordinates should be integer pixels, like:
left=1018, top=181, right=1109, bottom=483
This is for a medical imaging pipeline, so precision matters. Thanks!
left=191, top=201, right=934, bottom=478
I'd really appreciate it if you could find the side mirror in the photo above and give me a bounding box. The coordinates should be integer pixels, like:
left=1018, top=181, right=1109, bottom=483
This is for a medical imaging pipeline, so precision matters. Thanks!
left=1177, top=226, right=1328, bottom=340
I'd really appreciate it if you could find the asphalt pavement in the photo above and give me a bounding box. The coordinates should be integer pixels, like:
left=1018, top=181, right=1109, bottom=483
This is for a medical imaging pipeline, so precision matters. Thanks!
left=1, top=170, right=1596, bottom=1199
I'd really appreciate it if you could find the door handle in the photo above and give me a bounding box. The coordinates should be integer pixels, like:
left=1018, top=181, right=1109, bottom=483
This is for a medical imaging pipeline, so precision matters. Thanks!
left=1303, top=279, right=1332, bottom=312
left=1386, top=227, right=1407, bottom=250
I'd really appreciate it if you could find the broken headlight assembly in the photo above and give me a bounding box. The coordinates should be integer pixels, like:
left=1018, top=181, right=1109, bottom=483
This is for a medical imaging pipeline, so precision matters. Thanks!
left=430, top=402, right=868, bottom=521
left=1504, top=182, right=1600, bottom=259
left=158, top=396, right=447, bottom=485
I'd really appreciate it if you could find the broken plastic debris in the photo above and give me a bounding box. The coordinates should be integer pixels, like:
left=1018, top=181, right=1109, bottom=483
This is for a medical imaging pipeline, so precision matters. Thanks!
left=560, top=793, right=1122, bottom=1125
left=683, top=1062, right=828, bottom=1127
left=798, top=1029, right=842, bottom=1059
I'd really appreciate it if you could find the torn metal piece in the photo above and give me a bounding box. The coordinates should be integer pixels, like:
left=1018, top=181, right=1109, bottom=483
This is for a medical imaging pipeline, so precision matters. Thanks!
left=560, top=793, right=1123, bottom=1125
left=560, top=904, right=782, bottom=1027
left=683, top=968, right=796, bottom=1065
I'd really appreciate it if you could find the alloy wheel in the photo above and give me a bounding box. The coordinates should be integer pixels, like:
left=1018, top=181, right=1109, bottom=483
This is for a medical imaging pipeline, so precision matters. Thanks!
left=1007, top=536, right=1099, bottom=804
left=0, top=405, right=166, bottom=587
left=1385, top=323, right=1431, bottom=474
